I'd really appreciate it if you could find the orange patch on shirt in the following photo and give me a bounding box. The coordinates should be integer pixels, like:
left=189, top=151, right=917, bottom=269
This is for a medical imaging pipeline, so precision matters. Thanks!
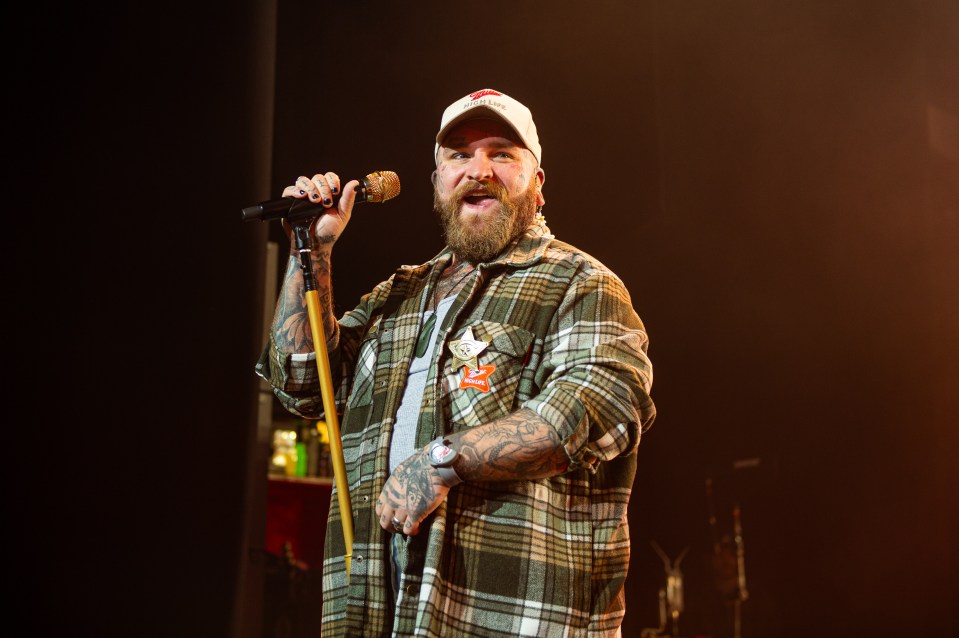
left=459, top=365, right=496, bottom=393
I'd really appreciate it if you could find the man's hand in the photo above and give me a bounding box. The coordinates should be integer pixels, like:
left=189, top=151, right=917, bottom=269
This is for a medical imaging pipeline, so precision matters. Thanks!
left=280, top=171, right=358, bottom=247
left=375, top=450, right=450, bottom=536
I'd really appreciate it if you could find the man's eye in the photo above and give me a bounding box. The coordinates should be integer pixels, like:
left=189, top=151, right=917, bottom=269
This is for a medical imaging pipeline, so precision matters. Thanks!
left=451, top=152, right=469, bottom=160
left=494, top=152, right=514, bottom=159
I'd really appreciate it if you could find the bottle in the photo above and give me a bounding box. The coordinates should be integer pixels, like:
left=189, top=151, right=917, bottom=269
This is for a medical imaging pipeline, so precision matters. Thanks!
left=294, top=439, right=308, bottom=478
left=316, top=421, right=332, bottom=478
left=270, top=428, right=298, bottom=477
left=283, top=429, right=298, bottom=478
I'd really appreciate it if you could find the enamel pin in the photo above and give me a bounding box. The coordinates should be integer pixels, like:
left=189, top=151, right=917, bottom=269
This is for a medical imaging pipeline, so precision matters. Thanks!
left=448, top=326, right=488, bottom=371
left=459, top=365, right=495, bottom=393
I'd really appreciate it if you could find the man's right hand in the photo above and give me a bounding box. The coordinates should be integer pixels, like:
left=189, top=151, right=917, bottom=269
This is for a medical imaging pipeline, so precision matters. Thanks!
left=281, top=171, right=359, bottom=247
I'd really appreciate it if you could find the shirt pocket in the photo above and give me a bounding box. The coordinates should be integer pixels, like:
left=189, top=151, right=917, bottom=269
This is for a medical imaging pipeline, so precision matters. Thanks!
left=444, top=321, right=534, bottom=429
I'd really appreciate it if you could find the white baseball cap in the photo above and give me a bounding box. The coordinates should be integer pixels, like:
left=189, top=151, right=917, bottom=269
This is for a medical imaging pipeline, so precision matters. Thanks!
left=435, top=88, right=542, bottom=165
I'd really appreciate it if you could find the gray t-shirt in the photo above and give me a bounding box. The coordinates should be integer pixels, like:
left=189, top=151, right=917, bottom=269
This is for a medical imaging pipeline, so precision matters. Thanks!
left=389, top=295, right=456, bottom=472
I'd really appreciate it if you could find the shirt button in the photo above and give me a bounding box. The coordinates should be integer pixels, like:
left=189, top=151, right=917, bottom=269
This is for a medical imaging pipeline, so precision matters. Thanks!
left=376, top=381, right=386, bottom=387
left=355, top=555, right=364, bottom=563
left=362, top=495, right=369, bottom=503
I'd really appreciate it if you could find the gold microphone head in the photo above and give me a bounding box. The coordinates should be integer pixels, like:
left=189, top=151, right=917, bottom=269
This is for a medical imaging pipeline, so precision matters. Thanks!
left=361, top=170, right=401, bottom=203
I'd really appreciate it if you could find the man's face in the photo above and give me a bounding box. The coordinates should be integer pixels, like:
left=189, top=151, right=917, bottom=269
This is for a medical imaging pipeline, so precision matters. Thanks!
left=433, top=118, right=546, bottom=264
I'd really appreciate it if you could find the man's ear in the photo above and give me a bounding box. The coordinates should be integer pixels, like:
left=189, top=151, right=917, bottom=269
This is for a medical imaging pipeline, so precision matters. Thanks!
left=535, top=167, right=546, bottom=206
left=431, top=170, right=438, bottom=187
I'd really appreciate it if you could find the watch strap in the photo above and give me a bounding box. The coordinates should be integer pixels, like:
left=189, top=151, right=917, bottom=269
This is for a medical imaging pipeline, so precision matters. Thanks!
left=433, top=464, right=462, bottom=487
left=428, top=437, right=463, bottom=487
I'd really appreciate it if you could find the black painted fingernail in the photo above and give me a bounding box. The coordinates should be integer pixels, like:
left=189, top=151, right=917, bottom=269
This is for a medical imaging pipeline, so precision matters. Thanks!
left=331, top=186, right=339, bottom=194
left=323, top=198, right=332, bottom=205
left=299, top=190, right=305, bottom=195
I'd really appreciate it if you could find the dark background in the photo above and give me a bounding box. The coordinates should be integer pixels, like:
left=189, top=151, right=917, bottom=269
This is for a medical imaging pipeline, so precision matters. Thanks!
left=10, top=1, right=956, bottom=637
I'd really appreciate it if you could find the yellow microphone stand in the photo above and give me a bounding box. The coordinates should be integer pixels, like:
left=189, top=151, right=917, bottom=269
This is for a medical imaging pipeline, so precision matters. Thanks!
left=246, top=171, right=399, bottom=584
left=291, top=220, right=354, bottom=581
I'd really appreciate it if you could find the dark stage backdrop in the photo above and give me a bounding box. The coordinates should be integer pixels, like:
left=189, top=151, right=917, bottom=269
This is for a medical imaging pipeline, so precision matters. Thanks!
left=10, top=1, right=957, bottom=637
left=268, top=2, right=958, bottom=637
left=10, top=1, right=275, bottom=636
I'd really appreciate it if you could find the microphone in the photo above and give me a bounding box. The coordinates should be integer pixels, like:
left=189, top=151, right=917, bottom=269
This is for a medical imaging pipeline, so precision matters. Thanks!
left=241, top=170, right=401, bottom=222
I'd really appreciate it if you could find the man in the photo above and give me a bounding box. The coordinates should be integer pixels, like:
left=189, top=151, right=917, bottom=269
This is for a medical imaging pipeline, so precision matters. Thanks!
left=256, top=88, right=656, bottom=637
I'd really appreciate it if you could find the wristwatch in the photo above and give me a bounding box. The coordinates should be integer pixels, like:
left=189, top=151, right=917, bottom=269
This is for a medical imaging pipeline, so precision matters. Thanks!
left=428, top=437, right=463, bottom=487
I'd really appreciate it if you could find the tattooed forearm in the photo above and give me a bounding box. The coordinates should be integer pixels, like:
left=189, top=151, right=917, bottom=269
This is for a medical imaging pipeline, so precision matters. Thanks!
left=376, top=410, right=567, bottom=535
left=308, top=244, right=338, bottom=336
left=272, top=247, right=337, bottom=352
left=450, top=408, right=569, bottom=481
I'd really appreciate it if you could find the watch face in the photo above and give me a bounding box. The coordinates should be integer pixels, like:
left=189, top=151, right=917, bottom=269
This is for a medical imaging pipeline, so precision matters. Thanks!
left=430, top=443, right=456, bottom=466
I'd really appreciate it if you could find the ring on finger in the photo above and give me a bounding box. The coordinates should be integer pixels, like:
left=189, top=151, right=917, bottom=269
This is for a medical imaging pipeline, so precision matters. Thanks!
left=391, top=516, right=403, bottom=533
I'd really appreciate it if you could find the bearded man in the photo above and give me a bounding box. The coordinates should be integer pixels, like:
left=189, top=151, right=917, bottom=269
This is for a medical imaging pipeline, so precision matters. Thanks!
left=257, top=89, right=656, bottom=637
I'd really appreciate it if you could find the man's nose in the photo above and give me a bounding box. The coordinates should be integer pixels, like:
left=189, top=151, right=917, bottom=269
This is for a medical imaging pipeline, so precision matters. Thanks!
left=466, top=153, right=493, bottom=181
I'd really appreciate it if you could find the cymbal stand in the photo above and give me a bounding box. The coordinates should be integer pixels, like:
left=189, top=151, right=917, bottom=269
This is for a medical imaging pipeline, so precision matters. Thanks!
left=732, top=503, right=749, bottom=638
left=651, top=540, right=689, bottom=638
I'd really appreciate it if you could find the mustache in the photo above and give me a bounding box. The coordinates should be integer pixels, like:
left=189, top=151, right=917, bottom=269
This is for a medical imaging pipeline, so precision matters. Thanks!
left=449, top=179, right=510, bottom=204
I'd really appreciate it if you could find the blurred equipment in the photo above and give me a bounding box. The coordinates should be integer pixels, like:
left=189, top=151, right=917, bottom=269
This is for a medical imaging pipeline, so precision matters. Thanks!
left=731, top=503, right=750, bottom=638
left=642, top=540, right=689, bottom=638
left=705, top=464, right=753, bottom=638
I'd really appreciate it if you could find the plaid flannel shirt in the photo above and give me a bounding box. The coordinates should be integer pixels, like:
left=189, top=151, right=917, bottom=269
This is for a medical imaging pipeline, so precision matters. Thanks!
left=256, top=221, right=656, bottom=637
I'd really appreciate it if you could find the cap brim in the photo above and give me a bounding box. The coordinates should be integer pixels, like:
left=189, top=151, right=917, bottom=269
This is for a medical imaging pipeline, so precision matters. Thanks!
left=435, top=106, right=528, bottom=150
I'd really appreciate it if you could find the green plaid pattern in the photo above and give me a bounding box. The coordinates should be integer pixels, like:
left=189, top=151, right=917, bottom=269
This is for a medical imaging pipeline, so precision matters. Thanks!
left=257, top=222, right=655, bottom=637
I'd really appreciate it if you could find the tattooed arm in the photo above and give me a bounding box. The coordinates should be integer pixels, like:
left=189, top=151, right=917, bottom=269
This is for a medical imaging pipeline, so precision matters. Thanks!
left=270, top=171, right=358, bottom=353
left=450, top=408, right=568, bottom=481
left=376, top=408, right=567, bottom=535
left=271, top=240, right=338, bottom=350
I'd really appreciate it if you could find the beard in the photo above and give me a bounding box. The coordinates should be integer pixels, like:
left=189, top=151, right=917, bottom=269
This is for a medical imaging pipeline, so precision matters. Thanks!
left=433, top=177, right=539, bottom=264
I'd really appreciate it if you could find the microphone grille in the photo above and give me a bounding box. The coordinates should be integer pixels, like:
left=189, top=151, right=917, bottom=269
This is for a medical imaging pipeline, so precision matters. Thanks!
left=363, top=171, right=401, bottom=203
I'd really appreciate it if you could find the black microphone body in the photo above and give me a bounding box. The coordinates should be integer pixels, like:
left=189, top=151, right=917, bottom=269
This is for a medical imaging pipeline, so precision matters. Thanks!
left=241, top=194, right=350, bottom=223
left=241, top=171, right=400, bottom=222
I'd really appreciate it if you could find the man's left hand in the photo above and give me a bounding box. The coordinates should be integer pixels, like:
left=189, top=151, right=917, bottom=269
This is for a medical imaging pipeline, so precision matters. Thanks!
left=375, top=450, right=450, bottom=535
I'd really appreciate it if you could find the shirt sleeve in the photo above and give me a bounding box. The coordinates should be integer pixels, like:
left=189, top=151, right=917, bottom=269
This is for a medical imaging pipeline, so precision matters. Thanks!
left=254, top=277, right=394, bottom=419
left=254, top=335, right=329, bottom=418
left=523, top=268, right=655, bottom=473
